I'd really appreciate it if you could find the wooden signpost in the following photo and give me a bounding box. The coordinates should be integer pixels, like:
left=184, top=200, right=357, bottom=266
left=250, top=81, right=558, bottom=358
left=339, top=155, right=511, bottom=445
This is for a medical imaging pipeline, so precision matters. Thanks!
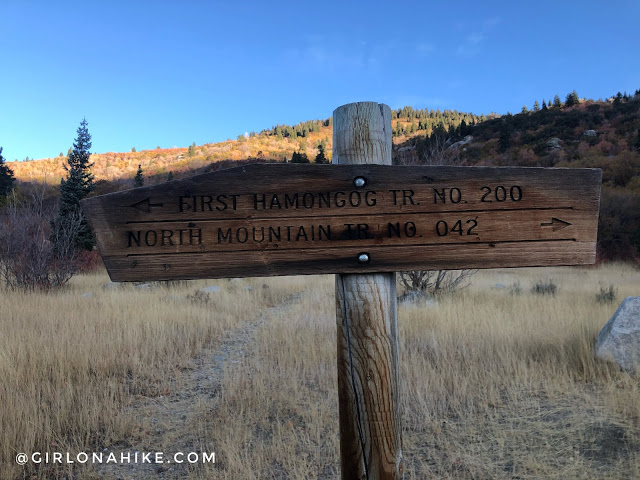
left=82, top=102, right=601, bottom=479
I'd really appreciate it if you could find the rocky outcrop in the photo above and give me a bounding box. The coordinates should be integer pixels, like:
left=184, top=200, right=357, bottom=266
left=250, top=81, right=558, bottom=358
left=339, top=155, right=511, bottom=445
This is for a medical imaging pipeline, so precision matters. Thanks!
left=546, top=137, right=563, bottom=149
left=447, top=135, right=473, bottom=151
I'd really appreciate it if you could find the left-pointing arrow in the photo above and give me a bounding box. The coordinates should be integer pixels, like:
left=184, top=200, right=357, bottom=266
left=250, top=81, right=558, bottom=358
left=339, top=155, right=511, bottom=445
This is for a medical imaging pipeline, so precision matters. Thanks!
left=129, top=198, right=164, bottom=213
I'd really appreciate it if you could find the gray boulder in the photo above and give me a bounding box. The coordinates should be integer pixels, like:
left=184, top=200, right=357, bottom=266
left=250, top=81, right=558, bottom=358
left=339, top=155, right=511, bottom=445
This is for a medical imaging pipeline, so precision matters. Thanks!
left=595, top=297, right=640, bottom=373
left=583, top=129, right=597, bottom=137
left=547, top=137, right=563, bottom=149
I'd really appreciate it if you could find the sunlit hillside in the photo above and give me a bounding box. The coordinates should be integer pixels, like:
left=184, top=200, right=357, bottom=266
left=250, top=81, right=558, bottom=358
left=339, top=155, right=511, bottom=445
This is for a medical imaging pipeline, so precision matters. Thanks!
left=8, top=133, right=328, bottom=186
left=7, top=108, right=483, bottom=186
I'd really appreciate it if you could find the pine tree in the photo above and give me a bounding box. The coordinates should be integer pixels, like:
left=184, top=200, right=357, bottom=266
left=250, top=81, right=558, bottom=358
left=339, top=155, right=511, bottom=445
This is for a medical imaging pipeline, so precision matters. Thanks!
left=0, top=146, right=15, bottom=200
left=459, top=119, right=468, bottom=136
left=54, top=118, right=95, bottom=250
left=533, top=100, right=540, bottom=112
left=188, top=142, right=196, bottom=157
left=565, top=90, right=579, bottom=107
left=498, top=122, right=511, bottom=153
left=315, top=144, right=328, bottom=164
left=167, top=171, right=174, bottom=181
left=553, top=94, right=562, bottom=108
left=542, top=99, right=548, bottom=110
left=134, top=164, right=144, bottom=187
left=521, top=105, right=529, bottom=114
left=291, top=151, right=310, bottom=163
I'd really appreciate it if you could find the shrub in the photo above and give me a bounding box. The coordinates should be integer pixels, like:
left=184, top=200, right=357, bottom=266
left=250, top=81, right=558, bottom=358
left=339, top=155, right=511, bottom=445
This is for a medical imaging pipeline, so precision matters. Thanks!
left=595, top=284, right=617, bottom=304
left=0, top=184, right=84, bottom=290
left=398, top=269, right=476, bottom=296
left=531, top=279, right=557, bottom=296
left=509, top=281, right=522, bottom=295
left=185, top=289, right=212, bottom=306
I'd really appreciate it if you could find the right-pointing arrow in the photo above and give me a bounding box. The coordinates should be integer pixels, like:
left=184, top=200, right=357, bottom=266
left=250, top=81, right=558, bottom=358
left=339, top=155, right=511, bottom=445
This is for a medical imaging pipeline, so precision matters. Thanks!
left=540, top=217, right=572, bottom=231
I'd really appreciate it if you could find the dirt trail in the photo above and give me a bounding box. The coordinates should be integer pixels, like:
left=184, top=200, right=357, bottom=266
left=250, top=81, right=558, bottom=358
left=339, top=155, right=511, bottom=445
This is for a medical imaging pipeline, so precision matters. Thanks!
left=92, top=292, right=303, bottom=480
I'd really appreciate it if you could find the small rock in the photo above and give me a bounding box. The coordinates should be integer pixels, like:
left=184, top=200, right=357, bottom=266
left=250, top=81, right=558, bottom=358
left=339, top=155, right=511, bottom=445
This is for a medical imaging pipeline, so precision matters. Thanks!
left=201, top=285, right=221, bottom=294
left=244, top=286, right=254, bottom=292
left=494, top=283, right=506, bottom=289
left=102, top=282, right=121, bottom=290
left=162, top=294, right=182, bottom=303
left=583, top=129, right=597, bottom=137
left=135, top=283, right=152, bottom=290
left=262, top=284, right=270, bottom=289
left=595, top=297, right=640, bottom=373
left=80, top=292, right=93, bottom=298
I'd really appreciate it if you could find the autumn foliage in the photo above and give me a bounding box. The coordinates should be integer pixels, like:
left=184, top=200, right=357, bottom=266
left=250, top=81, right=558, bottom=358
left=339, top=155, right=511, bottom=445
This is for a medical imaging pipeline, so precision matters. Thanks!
left=5, top=91, right=640, bottom=262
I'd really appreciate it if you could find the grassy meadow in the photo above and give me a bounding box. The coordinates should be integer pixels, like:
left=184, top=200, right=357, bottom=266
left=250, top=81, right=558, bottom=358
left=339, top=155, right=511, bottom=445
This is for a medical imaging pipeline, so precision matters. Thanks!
left=0, top=264, right=639, bottom=479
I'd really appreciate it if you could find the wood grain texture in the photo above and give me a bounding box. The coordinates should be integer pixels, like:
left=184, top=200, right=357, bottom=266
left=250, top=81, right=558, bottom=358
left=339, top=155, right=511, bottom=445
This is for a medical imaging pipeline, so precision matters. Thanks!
left=81, top=163, right=602, bottom=282
left=334, top=102, right=403, bottom=479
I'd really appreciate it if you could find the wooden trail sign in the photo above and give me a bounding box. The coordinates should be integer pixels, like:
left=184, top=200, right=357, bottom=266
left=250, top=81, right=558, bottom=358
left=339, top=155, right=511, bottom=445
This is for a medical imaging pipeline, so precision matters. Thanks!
left=82, top=164, right=601, bottom=283
left=82, top=101, right=602, bottom=479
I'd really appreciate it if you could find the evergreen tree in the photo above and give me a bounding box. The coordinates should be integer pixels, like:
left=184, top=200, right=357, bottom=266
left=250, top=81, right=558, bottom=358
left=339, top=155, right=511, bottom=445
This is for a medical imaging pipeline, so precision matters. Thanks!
left=565, top=90, right=579, bottom=107
left=533, top=100, right=540, bottom=112
left=553, top=94, right=562, bottom=108
left=542, top=99, right=548, bottom=110
left=54, top=118, right=95, bottom=250
left=0, top=146, right=15, bottom=199
left=188, top=142, right=196, bottom=157
left=290, top=151, right=310, bottom=163
left=521, top=105, right=529, bottom=114
left=498, top=122, right=511, bottom=153
left=134, top=164, right=144, bottom=187
left=315, top=144, right=328, bottom=164
left=167, top=171, right=174, bottom=181
left=131, top=147, right=137, bottom=153
left=459, top=119, right=468, bottom=136
left=613, top=92, right=623, bottom=106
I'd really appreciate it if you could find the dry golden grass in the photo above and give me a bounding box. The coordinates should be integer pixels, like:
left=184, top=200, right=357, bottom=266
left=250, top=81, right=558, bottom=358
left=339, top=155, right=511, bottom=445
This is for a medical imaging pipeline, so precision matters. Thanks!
left=0, top=273, right=305, bottom=479
left=1, top=264, right=639, bottom=479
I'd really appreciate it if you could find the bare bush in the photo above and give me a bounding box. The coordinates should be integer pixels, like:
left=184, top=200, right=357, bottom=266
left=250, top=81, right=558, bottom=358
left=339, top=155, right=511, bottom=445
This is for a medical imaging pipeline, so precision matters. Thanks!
left=531, top=279, right=558, bottom=296
left=0, top=184, right=83, bottom=290
left=396, top=132, right=465, bottom=166
left=398, top=269, right=476, bottom=296
left=595, top=284, right=617, bottom=304
left=397, top=132, right=475, bottom=295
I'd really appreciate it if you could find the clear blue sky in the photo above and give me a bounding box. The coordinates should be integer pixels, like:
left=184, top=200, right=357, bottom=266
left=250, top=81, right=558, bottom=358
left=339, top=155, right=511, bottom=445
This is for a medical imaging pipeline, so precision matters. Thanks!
left=1, top=0, right=638, bottom=162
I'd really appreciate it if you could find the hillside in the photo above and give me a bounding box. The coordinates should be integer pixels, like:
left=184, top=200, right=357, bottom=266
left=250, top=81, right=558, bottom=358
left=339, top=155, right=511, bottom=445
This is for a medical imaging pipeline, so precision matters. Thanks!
left=394, top=92, right=640, bottom=262
left=6, top=91, right=640, bottom=261
left=7, top=108, right=483, bottom=187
